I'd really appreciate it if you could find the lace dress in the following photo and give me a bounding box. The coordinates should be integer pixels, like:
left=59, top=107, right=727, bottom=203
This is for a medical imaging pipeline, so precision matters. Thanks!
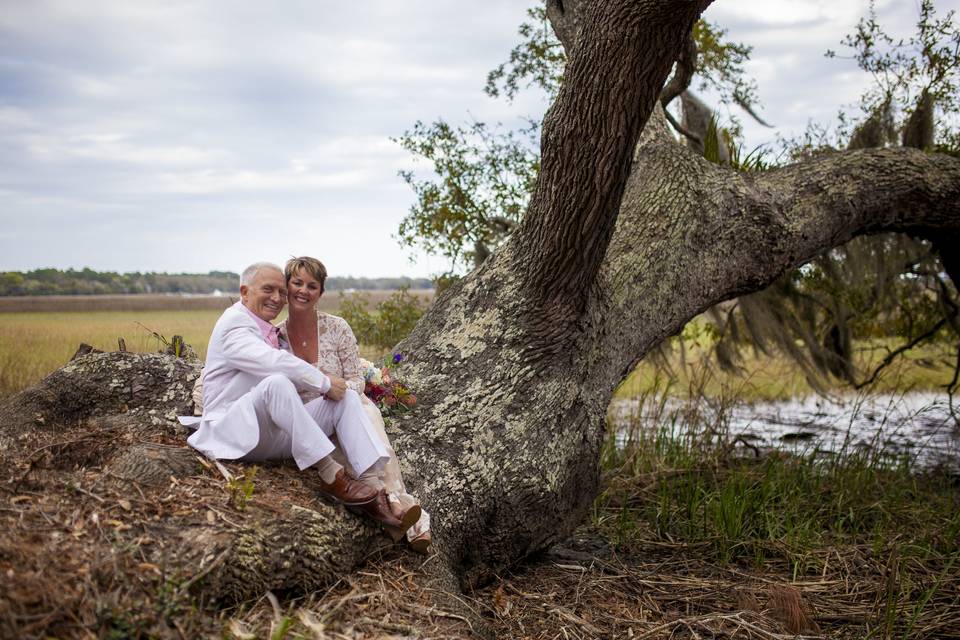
left=280, top=311, right=430, bottom=541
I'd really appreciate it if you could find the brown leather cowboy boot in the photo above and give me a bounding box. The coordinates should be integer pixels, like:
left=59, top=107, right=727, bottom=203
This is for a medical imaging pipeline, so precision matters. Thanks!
left=408, top=531, right=432, bottom=555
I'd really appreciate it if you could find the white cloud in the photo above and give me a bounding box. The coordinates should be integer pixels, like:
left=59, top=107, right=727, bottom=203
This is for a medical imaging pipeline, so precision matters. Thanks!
left=2, top=0, right=959, bottom=276
left=152, top=167, right=372, bottom=195
left=0, top=107, right=37, bottom=128
left=20, top=132, right=227, bottom=166
left=709, top=0, right=868, bottom=27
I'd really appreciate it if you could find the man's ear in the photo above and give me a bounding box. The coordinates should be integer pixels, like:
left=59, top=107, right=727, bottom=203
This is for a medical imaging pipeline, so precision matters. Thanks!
left=240, top=284, right=249, bottom=302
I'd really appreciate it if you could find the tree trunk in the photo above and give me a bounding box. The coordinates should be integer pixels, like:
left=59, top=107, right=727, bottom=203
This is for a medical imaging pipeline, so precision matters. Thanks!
left=4, top=0, right=960, bottom=612
left=393, top=107, right=960, bottom=590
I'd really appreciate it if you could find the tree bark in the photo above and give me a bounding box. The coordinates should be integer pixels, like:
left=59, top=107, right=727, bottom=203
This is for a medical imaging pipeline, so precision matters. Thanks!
left=514, top=0, right=710, bottom=329
left=4, top=0, right=960, bottom=612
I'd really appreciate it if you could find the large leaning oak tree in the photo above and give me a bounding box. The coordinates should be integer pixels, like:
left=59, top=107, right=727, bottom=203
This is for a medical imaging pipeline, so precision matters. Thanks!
left=3, top=0, right=959, bottom=615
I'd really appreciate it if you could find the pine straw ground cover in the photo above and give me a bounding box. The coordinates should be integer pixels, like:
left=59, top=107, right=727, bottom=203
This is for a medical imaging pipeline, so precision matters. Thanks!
left=1, top=413, right=959, bottom=638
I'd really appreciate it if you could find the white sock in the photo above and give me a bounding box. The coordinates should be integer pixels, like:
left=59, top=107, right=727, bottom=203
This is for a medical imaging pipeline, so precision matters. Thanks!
left=315, top=455, right=343, bottom=484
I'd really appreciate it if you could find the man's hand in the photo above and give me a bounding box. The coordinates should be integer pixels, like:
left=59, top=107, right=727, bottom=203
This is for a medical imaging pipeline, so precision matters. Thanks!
left=325, top=376, right=347, bottom=401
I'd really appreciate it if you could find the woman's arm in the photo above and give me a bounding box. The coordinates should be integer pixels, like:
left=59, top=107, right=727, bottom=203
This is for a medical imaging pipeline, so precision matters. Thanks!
left=332, top=316, right=366, bottom=395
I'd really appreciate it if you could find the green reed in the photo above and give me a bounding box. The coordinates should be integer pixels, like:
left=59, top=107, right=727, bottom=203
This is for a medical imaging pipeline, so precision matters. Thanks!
left=598, top=380, right=960, bottom=637
left=600, top=404, right=958, bottom=564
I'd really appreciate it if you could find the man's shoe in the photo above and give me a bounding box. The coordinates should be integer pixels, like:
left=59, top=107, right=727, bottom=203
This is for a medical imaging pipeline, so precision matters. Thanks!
left=318, top=469, right=377, bottom=506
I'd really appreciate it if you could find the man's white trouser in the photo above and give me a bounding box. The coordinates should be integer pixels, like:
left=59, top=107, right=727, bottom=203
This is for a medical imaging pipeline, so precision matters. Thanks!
left=239, top=374, right=389, bottom=474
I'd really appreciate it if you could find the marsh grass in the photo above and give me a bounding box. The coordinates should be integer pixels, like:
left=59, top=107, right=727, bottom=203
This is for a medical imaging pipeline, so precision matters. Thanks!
left=2, top=301, right=949, bottom=403
left=0, top=309, right=392, bottom=398
left=0, top=310, right=223, bottom=397
left=0, top=290, right=434, bottom=314
left=598, top=375, right=960, bottom=637
left=616, top=329, right=957, bottom=402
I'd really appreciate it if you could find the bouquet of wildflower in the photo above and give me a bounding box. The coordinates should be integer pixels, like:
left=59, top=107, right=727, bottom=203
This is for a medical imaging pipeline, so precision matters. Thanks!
left=359, top=352, right=416, bottom=416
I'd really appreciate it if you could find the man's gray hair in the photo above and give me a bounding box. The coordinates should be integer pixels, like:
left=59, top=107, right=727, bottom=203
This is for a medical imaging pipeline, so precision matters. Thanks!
left=240, top=262, right=283, bottom=288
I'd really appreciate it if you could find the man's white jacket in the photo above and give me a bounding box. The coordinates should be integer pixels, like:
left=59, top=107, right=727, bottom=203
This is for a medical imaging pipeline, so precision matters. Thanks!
left=186, top=302, right=332, bottom=461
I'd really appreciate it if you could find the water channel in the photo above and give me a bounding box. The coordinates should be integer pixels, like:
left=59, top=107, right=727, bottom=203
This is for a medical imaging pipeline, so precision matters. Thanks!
left=610, top=391, right=960, bottom=471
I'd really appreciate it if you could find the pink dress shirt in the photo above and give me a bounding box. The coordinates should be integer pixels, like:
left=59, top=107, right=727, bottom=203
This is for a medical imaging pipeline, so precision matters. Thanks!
left=240, top=305, right=281, bottom=349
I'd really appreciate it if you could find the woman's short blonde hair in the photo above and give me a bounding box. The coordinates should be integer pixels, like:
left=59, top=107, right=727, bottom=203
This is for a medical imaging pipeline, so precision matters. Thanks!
left=284, top=256, right=328, bottom=293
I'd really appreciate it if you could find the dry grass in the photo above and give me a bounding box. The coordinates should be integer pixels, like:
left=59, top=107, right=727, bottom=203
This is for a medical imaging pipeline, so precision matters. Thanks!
left=2, top=414, right=957, bottom=639
left=0, top=418, right=474, bottom=639
left=472, top=528, right=959, bottom=639
left=0, top=294, right=237, bottom=313
left=0, top=290, right=433, bottom=398
left=0, top=311, right=222, bottom=398
left=4, top=490, right=956, bottom=640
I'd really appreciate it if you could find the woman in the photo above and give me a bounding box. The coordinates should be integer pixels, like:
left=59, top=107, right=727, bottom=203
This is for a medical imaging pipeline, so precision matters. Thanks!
left=280, top=256, right=431, bottom=553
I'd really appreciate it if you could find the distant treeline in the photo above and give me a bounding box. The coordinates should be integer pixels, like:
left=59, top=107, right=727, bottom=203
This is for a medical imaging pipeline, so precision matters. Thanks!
left=0, top=268, right=434, bottom=296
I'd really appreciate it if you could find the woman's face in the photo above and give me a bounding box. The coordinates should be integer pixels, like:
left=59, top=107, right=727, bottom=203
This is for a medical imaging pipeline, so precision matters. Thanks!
left=287, top=268, right=323, bottom=312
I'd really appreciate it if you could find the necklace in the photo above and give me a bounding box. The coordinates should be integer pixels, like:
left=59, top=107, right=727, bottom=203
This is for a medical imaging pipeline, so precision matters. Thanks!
left=289, top=319, right=315, bottom=350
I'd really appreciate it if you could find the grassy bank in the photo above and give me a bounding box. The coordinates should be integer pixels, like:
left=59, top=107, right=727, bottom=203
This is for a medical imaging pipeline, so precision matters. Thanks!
left=5, top=384, right=953, bottom=638
left=582, top=383, right=960, bottom=638
left=2, top=326, right=958, bottom=637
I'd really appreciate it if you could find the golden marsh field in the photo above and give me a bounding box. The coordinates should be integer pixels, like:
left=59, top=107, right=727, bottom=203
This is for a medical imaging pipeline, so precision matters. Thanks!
left=0, top=310, right=221, bottom=397
left=0, top=290, right=955, bottom=402
left=2, top=293, right=956, bottom=402
left=0, top=292, right=433, bottom=398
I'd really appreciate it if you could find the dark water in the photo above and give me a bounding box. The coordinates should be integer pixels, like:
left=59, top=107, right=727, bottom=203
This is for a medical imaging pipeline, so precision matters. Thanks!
left=612, top=392, right=960, bottom=471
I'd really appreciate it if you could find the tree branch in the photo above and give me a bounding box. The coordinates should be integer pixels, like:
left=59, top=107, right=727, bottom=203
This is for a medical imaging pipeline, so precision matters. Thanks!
left=660, top=30, right=698, bottom=107
left=853, top=318, right=948, bottom=389
left=595, top=118, right=960, bottom=387
left=546, top=0, right=583, bottom=53
left=663, top=107, right=703, bottom=145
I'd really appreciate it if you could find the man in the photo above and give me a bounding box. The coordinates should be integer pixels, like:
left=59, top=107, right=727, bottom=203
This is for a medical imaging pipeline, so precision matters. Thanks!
left=186, top=262, right=418, bottom=536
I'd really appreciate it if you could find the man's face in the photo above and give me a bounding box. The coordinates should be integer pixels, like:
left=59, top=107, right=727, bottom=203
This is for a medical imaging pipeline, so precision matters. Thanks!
left=240, top=267, right=287, bottom=322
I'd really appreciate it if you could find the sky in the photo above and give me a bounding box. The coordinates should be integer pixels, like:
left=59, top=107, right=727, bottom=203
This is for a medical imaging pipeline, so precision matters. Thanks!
left=1, top=0, right=956, bottom=278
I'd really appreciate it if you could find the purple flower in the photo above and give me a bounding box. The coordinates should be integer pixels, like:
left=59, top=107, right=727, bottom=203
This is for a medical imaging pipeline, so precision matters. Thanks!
left=393, top=352, right=404, bottom=364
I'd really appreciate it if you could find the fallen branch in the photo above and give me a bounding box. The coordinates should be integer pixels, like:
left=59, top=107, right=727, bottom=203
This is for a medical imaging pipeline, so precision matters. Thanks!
left=854, top=318, right=948, bottom=389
